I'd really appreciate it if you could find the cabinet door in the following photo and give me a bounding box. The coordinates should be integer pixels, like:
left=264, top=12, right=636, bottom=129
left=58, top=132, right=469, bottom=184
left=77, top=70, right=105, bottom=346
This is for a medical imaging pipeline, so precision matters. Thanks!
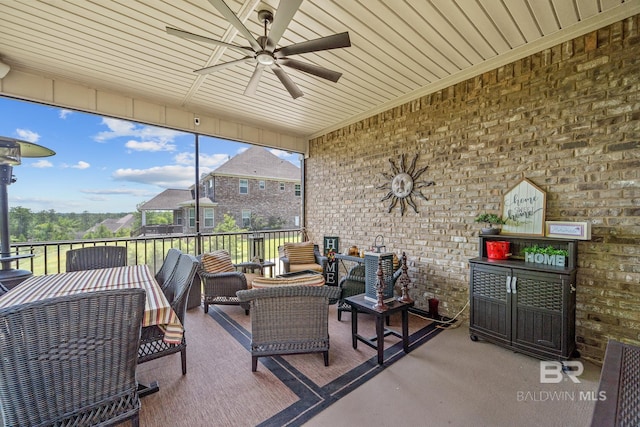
left=470, top=264, right=511, bottom=343
left=511, top=269, right=566, bottom=356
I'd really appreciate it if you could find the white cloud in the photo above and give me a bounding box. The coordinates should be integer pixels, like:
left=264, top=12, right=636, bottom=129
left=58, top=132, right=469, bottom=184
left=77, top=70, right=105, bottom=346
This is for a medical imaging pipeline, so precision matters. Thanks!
left=171, top=152, right=227, bottom=177
left=59, top=109, right=72, bottom=119
left=112, top=165, right=195, bottom=188
left=72, top=161, right=90, bottom=169
left=16, top=129, right=40, bottom=143
left=173, top=152, right=193, bottom=165
left=269, top=148, right=290, bottom=158
left=125, top=139, right=176, bottom=152
left=31, top=160, right=53, bottom=168
left=200, top=153, right=230, bottom=168
left=80, top=188, right=154, bottom=197
left=94, top=118, right=185, bottom=144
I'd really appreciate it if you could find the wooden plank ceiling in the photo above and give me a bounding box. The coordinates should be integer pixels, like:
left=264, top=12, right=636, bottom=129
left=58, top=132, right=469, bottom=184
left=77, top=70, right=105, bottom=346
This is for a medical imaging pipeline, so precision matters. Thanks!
left=0, top=0, right=637, bottom=139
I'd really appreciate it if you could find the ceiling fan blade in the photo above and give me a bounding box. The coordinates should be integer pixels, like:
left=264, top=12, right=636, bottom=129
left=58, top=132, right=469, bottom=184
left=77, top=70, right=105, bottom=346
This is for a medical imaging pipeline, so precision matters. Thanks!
left=166, top=27, right=254, bottom=55
left=194, top=57, right=253, bottom=75
left=207, top=0, right=262, bottom=52
left=278, top=58, right=342, bottom=82
left=244, top=65, right=265, bottom=96
left=274, top=32, right=351, bottom=58
left=270, top=64, right=303, bottom=99
left=265, top=0, right=303, bottom=52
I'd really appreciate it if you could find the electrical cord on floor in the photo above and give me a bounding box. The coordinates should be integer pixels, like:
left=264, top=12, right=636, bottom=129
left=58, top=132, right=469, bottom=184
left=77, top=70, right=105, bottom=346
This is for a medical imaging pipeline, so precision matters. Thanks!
left=410, top=300, right=469, bottom=329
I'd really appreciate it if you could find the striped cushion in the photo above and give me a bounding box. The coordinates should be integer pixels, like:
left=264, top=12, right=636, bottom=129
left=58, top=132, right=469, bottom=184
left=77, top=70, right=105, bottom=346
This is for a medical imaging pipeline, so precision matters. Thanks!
left=251, top=274, right=325, bottom=289
left=284, top=242, right=316, bottom=264
left=202, top=250, right=235, bottom=273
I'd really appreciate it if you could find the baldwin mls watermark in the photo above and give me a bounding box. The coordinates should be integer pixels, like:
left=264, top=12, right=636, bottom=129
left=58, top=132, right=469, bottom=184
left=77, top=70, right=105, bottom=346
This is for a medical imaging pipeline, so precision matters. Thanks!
left=516, top=361, right=606, bottom=402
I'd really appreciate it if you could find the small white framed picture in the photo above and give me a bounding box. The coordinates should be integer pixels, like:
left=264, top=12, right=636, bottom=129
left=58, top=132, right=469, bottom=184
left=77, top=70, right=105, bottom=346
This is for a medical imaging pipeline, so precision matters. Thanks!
left=545, top=221, right=591, bottom=240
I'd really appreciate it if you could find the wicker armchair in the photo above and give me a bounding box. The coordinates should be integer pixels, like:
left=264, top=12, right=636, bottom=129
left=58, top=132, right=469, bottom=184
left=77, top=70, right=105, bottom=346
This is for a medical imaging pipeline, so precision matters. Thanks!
left=66, top=245, right=127, bottom=272
left=337, top=263, right=402, bottom=321
left=138, top=253, right=198, bottom=375
left=278, top=243, right=327, bottom=274
left=197, top=254, right=263, bottom=315
left=236, top=285, right=340, bottom=372
left=155, top=248, right=182, bottom=298
left=0, top=289, right=146, bottom=427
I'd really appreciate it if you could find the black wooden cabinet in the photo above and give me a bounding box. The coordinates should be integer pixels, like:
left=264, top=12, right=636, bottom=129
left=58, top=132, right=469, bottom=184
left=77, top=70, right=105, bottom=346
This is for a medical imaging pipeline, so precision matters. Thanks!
left=469, top=235, right=578, bottom=360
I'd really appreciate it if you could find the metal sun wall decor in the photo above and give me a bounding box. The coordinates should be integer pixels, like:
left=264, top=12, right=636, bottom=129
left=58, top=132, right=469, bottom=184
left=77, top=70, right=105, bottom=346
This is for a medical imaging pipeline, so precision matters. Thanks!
left=378, top=153, right=435, bottom=215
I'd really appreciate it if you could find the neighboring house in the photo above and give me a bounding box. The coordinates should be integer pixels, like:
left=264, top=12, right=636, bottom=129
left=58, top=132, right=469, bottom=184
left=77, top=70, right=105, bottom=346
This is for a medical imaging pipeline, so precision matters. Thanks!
left=198, top=146, right=301, bottom=231
left=136, top=189, right=194, bottom=235
left=86, top=213, right=136, bottom=236
left=137, top=147, right=301, bottom=235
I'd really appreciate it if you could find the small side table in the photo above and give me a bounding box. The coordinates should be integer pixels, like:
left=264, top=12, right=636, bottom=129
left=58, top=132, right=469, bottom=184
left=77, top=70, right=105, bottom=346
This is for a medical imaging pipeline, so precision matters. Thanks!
left=345, top=293, right=414, bottom=365
left=236, top=261, right=276, bottom=278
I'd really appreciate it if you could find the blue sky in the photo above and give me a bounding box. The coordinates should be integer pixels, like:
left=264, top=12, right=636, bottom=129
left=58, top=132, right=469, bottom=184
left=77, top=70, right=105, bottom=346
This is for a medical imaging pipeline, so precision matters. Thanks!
left=0, top=97, right=301, bottom=213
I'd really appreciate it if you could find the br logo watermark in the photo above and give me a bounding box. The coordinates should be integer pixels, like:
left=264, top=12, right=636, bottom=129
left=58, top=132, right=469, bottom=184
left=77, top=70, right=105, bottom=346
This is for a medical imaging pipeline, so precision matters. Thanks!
left=540, top=361, right=583, bottom=384
left=515, top=361, right=606, bottom=402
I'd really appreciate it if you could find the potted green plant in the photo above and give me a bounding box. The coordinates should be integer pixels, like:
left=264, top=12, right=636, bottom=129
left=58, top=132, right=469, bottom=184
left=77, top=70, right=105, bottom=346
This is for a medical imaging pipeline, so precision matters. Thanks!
left=474, top=213, right=506, bottom=235
left=522, top=245, right=569, bottom=267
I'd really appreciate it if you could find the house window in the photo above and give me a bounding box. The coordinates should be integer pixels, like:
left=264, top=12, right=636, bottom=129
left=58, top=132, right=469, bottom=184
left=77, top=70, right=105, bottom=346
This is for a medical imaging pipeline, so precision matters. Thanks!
left=279, top=182, right=285, bottom=191
left=239, top=179, right=248, bottom=194
left=295, top=184, right=301, bottom=196
left=207, top=179, right=214, bottom=198
left=176, top=210, right=183, bottom=226
left=242, top=210, right=251, bottom=228
left=204, top=208, right=214, bottom=227
left=188, top=208, right=195, bottom=228
left=259, top=180, right=265, bottom=190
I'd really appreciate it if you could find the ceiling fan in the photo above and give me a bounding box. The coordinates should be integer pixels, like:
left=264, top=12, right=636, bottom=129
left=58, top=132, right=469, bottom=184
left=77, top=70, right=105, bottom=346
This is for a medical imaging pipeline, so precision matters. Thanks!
left=166, top=0, right=351, bottom=99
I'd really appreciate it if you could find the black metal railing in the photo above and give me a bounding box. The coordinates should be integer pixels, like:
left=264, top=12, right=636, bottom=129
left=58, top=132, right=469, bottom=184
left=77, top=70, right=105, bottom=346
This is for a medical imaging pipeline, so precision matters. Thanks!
left=130, top=224, right=183, bottom=236
left=9, top=229, right=303, bottom=276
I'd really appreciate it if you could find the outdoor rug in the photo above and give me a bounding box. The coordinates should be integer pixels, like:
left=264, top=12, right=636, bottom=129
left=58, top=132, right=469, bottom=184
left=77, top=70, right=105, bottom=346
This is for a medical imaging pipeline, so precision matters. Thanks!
left=207, top=302, right=446, bottom=426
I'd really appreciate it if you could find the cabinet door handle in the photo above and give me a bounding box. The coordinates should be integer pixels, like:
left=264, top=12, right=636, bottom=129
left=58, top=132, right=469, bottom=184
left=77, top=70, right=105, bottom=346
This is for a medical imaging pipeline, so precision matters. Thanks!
left=511, top=276, right=517, bottom=294
left=506, top=276, right=512, bottom=293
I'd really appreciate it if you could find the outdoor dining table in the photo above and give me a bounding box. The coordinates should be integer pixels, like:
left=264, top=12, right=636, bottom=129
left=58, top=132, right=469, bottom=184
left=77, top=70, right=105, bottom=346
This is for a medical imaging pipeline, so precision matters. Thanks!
left=0, top=264, right=183, bottom=344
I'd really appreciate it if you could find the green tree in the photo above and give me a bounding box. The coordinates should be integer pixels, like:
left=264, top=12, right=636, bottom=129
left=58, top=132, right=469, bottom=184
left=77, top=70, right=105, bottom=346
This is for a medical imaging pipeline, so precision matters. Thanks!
left=115, top=228, right=131, bottom=237
left=83, top=224, right=115, bottom=239
left=214, top=213, right=242, bottom=232
left=56, top=217, right=80, bottom=239
left=9, top=206, right=33, bottom=241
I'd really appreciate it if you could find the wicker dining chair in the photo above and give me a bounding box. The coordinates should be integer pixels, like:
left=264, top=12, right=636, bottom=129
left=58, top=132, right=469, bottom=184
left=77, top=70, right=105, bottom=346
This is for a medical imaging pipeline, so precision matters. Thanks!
left=155, top=248, right=182, bottom=298
left=66, top=245, right=128, bottom=272
left=138, top=253, right=198, bottom=375
left=236, top=285, right=340, bottom=372
left=0, top=288, right=146, bottom=427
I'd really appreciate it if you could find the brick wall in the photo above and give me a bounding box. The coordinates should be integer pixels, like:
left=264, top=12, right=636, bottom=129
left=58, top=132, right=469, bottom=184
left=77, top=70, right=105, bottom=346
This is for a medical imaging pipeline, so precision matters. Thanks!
left=213, top=175, right=301, bottom=228
left=306, top=16, right=640, bottom=364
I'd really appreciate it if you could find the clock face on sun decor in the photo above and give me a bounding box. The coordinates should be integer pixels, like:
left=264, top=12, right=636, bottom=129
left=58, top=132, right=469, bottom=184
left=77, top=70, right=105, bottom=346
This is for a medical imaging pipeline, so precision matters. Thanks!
left=377, top=154, right=435, bottom=215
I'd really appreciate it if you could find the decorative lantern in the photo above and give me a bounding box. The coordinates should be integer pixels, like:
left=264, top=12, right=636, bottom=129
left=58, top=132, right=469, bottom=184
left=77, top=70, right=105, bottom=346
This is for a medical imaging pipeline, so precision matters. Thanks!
left=364, top=251, right=394, bottom=303
left=371, top=234, right=386, bottom=253
left=248, top=235, right=264, bottom=263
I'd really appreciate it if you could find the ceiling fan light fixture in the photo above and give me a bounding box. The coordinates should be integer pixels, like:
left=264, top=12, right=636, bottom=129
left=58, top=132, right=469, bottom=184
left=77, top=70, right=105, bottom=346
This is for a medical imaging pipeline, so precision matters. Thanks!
left=170, top=0, right=350, bottom=99
left=256, top=52, right=274, bottom=65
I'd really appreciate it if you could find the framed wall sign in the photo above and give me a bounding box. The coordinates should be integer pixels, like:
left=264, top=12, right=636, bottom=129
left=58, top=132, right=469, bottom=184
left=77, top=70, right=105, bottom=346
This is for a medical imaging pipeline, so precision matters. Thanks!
left=546, top=221, right=591, bottom=240
left=501, top=178, right=546, bottom=236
